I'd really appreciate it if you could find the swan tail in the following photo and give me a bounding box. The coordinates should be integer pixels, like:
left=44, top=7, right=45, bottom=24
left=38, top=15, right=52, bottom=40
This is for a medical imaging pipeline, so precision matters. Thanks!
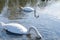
left=0, top=22, right=5, bottom=26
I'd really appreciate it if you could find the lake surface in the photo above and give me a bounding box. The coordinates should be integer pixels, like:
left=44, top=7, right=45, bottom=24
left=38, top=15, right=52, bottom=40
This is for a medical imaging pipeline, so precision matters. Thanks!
left=0, top=1, right=60, bottom=40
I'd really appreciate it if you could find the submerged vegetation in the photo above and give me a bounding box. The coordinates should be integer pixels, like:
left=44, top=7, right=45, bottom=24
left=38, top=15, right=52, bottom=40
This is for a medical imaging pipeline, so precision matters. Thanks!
left=0, top=0, right=5, bottom=12
left=0, top=0, right=58, bottom=13
left=0, top=0, right=49, bottom=13
left=0, top=0, right=38, bottom=13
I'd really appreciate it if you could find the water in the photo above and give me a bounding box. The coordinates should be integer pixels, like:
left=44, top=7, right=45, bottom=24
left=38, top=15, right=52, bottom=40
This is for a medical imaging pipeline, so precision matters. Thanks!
left=42, top=1, right=60, bottom=21
left=0, top=0, right=60, bottom=40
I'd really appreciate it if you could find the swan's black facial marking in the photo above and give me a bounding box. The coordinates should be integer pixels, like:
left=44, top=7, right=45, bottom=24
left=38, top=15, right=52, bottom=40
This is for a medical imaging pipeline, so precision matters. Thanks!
left=26, top=34, right=31, bottom=38
left=36, top=37, right=42, bottom=39
left=35, top=37, right=42, bottom=40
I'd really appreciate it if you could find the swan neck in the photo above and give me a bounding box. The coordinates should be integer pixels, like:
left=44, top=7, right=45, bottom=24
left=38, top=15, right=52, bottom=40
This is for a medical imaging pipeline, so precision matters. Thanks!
left=34, top=10, right=39, bottom=18
left=28, top=26, right=42, bottom=37
left=34, top=10, right=36, bottom=17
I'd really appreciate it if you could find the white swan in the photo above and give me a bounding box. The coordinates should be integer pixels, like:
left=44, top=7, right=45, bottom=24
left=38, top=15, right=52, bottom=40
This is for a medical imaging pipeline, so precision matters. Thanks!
left=19, top=6, right=39, bottom=18
left=0, top=22, right=42, bottom=39
left=16, top=0, right=39, bottom=18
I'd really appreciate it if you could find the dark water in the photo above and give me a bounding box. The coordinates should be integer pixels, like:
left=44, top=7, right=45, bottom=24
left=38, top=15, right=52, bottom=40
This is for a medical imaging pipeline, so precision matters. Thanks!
left=0, top=0, right=60, bottom=40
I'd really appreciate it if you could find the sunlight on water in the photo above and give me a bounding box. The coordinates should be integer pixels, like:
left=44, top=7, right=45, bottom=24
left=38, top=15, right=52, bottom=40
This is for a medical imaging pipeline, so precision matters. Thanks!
left=43, top=1, right=60, bottom=19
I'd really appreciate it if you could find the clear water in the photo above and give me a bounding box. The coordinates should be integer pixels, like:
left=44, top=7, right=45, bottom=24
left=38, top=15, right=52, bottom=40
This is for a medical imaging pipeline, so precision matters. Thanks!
left=0, top=0, right=60, bottom=40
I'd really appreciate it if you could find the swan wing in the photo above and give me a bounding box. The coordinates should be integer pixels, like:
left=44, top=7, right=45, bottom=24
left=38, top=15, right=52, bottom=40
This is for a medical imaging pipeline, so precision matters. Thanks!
left=22, top=7, right=34, bottom=12
left=4, top=23, right=27, bottom=34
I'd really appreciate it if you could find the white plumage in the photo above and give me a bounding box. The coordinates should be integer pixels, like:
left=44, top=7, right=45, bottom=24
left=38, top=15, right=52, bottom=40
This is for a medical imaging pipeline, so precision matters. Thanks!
left=4, top=23, right=28, bottom=34
left=0, top=22, right=42, bottom=39
left=20, top=7, right=39, bottom=18
left=21, top=7, right=34, bottom=12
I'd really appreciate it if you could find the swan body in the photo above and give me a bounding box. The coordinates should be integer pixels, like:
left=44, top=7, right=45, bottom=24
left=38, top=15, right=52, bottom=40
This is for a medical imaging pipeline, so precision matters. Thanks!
left=21, top=7, right=34, bottom=12
left=2, top=23, right=28, bottom=34
left=0, top=22, right=42, bottom=39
